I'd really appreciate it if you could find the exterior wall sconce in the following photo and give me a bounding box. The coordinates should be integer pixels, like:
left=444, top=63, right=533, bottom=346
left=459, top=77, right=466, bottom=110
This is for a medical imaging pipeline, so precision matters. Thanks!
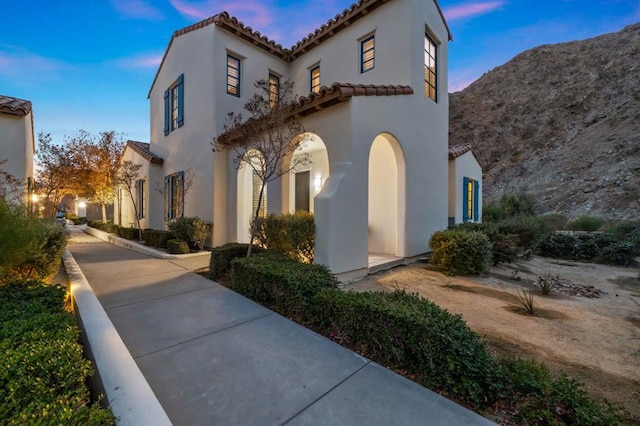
left=314, top=176, right=323, bottom=189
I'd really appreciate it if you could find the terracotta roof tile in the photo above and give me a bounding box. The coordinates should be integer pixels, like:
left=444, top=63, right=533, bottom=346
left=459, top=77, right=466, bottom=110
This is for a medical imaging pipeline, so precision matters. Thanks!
left=0, top=95, right=32, bottom=116
left=149, top=0, right=451, bottom=97
left=125, top=140, right=164, bottom=164
left=448, top=143, right=472, bottom=159
left=292, top=82, right=413, bottom=117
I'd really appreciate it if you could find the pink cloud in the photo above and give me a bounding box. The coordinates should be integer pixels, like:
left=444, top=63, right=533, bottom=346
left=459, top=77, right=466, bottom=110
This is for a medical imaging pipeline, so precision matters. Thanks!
left=0, top=49, right=66, bottom=81
left=116, top=52, right=163, bottom=69
left=443, top=1, right=505, bottom=20
left=111, top=0, right=163, bottom=20
left=170, top=0, right=273, bottom=29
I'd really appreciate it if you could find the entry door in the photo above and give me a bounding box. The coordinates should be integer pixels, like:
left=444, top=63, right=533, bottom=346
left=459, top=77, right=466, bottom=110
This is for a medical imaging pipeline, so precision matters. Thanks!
left=295, top=171, right=310, bottom=212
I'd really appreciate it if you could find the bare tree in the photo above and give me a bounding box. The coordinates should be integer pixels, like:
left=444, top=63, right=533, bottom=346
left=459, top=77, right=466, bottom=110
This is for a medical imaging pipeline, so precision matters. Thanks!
left=116, top=161, right=144, bottom=241
left=214, top=79, right=311, bottom=256
left=35, top=133, right=77, bottom=217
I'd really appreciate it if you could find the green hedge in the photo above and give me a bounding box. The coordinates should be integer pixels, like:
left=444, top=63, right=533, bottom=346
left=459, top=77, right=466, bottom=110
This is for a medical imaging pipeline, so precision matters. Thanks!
left=143, top=229, right=174, bottom=248
left=0, top=281, right=114, bottom=425
left=535, top=233, right=636, bottom=265
left=311, top=289, right=504, bottom=406
left=567, top=215, right=604, bottom=232
left=168, top=217, right=210, bottom=250
left=230, top=252, right=337, bottom=318
left=252, top=211, right=315, bottom=262
left=87, top=221, right=118, bottom=234
left=209, top=243, right=263, bottom=280
left=115, top=226, right=139, bottom=240
left=429, top=229, right=492, bottom=275
left=167, top=239, right=190, bottom=254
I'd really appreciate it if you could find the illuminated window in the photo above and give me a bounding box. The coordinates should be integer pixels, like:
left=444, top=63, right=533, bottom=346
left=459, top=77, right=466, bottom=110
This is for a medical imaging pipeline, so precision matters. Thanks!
left=252, top=171, right=267, bottom=218
left=268, top=74, right=279, bottom=108
left=424, top=32, right=437, bottom=101
left=463, top=177, right=479, bottom=223
left=163, top=74, right=184, bottom=135
left=310, top=66, right=320, bottom=93
left=361, top=35, right=375, bottom=73
left=136, top=179, right=145, bottom=219
left=227, top=55, right=241, bottom=97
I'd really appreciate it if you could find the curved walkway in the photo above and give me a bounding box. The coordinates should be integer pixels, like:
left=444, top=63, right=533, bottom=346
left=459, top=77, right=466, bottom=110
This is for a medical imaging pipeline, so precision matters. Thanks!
left=66, top=225, right=494, bottom=426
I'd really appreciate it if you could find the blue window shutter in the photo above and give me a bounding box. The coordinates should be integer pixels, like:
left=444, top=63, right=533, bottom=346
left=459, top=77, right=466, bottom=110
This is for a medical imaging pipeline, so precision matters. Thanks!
left=473, top=181, right=480, bottom=222
left=164, top=176, right=170, bottom=220
left=462, top=177, right=469, bottom=223
left=177, top=74, right=184, bottom=128
left=163, top=89, right=170, bottom=136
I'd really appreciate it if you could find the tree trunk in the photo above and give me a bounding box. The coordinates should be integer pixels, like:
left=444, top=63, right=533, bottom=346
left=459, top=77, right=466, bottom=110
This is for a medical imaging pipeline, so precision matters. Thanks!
left=101, top=203, right=107, bottom=223
left=128, top=191, right=143, bottom=242
left=247, top=180, right=266, bottom=257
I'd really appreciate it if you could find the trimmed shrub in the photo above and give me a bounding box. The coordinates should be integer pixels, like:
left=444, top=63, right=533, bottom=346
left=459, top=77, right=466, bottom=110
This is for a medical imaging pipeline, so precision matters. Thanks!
left=209, top=242, right=263, bottom=280
left=535, top=233, right=635, bottom=265
left=168, top=217, right=211, bottom=250
left=143, top=229, right=174, bottom=248
left=167, top=239, right=190, bottom=254
left=567, top=215, right=604, bottom=232
left=429, top=229, right=492, bottom=275
left=311, top=289, right=504, bottom=406
left=0, top=281, right=114, bottom=424
left=253, top=211, right=315, bottom=262
left=230, top=252, right=338, bottom=317
left=500, top=192, right=535, bottom=217
left=115, top=226, right=139, bottom=240
left=87, top=220, right=118, bottom=234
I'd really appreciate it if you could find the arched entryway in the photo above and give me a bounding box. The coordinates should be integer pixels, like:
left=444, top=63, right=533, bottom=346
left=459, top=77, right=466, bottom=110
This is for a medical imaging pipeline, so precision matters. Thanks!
left=368, top=133, right=406, bottom=261
left=237, top=150, right=267, bottom=243
left=285, top=132, right=329, bottom=213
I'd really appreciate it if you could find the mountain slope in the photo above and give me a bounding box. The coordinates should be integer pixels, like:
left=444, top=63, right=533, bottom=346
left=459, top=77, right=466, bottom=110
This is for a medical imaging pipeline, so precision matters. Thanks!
left=449, top=23, right=640, bottom=220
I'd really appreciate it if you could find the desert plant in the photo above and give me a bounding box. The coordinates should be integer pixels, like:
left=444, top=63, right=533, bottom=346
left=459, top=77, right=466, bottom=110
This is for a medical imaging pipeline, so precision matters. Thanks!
left=166, top=238, right=190, bottom=254
left=482, top=204, right=504, bottom=222
left=514, top=288, right=535, bottom=315
left=538, top=213, right=568, bottom=231
left=439, top=276, right=454, bottom=288
left=500, top=191, right=535, bottom=217
left=429, top=229, right=492, bottom=275
left=534, top=273, right=561, bottom=295
left=567, top=215, right=604, bottom=232
left=168, top=216, right=211, bottom=250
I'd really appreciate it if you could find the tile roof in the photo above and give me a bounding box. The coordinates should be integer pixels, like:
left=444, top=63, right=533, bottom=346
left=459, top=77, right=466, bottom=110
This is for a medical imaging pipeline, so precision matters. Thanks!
left=0, top=95, right=32, bottom=116
left=448, top=143, right=473, bottom=159
left=125, top=141, right=164, bottom=164
left=292, top=82, right=414, bottom=118
left=149, top=0, right=452, bottom=97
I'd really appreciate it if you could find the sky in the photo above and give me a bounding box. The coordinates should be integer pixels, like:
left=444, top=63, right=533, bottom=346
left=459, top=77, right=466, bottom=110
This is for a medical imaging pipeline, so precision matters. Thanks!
left=1, top=0, right=638, bottom=145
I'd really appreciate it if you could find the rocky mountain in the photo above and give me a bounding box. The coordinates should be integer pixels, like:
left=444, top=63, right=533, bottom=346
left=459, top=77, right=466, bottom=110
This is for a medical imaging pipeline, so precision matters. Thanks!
left=449, top=22, right=640, bottom=221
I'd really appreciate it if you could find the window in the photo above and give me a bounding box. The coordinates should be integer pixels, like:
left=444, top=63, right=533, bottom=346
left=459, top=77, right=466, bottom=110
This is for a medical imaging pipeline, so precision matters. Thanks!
left=268, top=73, right=279, bottom=108
left=424, top=32, right=437, bottom=101
left=227, top=54, right=241, bottom=97
left=310, top=66, right=320, bottom=93
left=164, top=172, right=184, bottom=220
left=462, top=177, right=479, bottom=223
left=136, top=179, right=145, bottom=219
left=360, top=35, right=375, bottom=73
left=164, top=74, right=184, bottom=135
left=252, top=171, right=267, bottom=218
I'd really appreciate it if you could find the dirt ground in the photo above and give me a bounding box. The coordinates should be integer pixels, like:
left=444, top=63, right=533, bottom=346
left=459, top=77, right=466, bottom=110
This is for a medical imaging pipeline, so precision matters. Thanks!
left=343, top=256, right=640, bottom=421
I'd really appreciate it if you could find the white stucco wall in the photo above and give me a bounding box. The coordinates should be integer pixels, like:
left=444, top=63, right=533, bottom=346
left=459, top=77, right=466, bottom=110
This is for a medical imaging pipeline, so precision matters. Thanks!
left=368, top=135, right=399, bottom=255
left=0, top=111, right=34, bottom=201
left=450, top=151, right=483, bottom=225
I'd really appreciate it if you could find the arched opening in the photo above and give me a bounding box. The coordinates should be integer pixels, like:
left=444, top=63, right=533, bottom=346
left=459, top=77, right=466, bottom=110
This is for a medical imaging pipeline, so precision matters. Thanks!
left=236, top=150, right=267, bottom=243
left=285, top=133, right=329, bottom=213
left=368, top=133, right=405, bottom=260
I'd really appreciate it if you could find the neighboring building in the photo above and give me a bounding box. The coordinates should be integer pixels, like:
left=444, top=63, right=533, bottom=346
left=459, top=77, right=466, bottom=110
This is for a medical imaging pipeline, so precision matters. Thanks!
left=0, top=95, right=35, bottom=204
left=448, top=143, right=482, bottom=226
left=117, top=0, right=481, bottom=279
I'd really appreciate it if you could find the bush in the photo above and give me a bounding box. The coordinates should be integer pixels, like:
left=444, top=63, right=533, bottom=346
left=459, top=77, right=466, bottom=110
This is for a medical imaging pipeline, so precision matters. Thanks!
left=429, top=229, right=492, bottom=275
left=0, top=281, right=114, bottom=425
left=209, top=243, right=263, bottom=280
left=115, top=226, right=139, bottom=240
left=482, top=204, right=504, bottom=222
left=502, top=358, right=622, bottom=425
left=606, top=221, right=640, bottom=252
left=230, top=252, right=338, bottom=317
left=143, top=229, right=174, bottom=248
left=253, top=211, right=315, bottom=262
left=500, top=192, right=535, bottom=217
left=567, top=215, right=604, bottom=232
left=595, top=242, right=637, bottom=266
left=499, top=215, right=549, bottom=251
left=535, top=233, right=635, bottom=265
left=87, top=220, right=118, bottom=234
left=168, top=217, right=211, bottom=250
left=538, top=213, right=568, bottom=231
left=166, top=239, right=190, bottom=254
left=311, top=289, right=504, bottom=406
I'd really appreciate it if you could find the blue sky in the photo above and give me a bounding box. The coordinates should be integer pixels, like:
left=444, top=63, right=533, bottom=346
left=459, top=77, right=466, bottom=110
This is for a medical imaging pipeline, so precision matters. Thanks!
left=1, top=0, right=638, bottom=144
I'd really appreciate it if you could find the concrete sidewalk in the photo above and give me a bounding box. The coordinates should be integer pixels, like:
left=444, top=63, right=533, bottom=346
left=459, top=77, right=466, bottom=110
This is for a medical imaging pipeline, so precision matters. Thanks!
left=66, top=227, right=494, bottom=426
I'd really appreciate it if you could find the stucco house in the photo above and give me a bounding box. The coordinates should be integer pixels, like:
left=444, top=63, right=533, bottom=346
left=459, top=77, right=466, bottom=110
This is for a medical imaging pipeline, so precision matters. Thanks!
left=0, top=95, right=35, bottom=205
left=116, top=0, right=482, bottom=278
left=448, top=143, right=482, bottom=226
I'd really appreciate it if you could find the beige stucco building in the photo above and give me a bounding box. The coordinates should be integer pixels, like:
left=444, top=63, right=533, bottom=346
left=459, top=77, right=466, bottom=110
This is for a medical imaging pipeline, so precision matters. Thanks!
left=0, top=95, right=35, bottom=205
left=116, top=0, right=482, bottom=278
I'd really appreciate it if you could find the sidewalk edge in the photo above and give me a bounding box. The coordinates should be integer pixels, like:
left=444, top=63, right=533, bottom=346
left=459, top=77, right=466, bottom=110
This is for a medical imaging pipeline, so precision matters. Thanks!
left=63, top=249, right=172, bottom=426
